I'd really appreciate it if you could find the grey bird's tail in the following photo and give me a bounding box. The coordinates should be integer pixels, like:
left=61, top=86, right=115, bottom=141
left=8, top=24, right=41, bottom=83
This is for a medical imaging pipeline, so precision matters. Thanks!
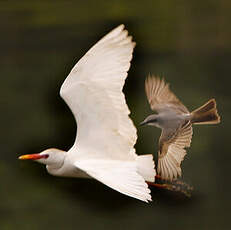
left=190, top=99, right=220, bottom=125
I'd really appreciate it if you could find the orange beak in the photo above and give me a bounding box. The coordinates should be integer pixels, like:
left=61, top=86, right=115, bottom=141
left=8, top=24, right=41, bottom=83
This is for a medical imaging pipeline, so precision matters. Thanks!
left=18, top=154, right=48, bottom=160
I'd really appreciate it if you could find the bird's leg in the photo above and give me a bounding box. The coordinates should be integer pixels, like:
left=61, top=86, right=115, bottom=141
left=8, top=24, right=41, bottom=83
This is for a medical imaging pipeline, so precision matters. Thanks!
left=155, top=174, right=162, bottom=180
left=147, top=181, right=173, bottom=190
left=148, top=175, right=194, bottom=197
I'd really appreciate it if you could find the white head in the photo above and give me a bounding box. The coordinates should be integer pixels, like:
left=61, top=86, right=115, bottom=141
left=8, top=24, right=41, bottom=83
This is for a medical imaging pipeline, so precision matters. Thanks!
left=18, top=148, right=66, bottom=169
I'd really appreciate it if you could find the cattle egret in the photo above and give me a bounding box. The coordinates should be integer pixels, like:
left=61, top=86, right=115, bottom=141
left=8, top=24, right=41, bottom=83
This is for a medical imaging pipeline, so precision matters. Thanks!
left=19, top=25, right=156, bottom=202
left=140, top=76, right=220, bottom=181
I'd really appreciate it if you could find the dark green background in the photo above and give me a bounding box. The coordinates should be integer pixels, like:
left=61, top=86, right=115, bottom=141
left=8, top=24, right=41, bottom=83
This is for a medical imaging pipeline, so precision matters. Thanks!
left=1, top=1, right=230, bottom=229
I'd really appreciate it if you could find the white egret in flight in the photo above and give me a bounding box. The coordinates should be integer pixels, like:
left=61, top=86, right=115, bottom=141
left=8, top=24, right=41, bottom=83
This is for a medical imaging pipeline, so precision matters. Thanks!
left=19, top=25, right=156, bottom=202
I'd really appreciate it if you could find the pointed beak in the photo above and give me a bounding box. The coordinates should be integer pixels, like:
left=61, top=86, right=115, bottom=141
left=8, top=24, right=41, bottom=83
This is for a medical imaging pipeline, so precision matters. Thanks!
left=18, top=154, right=48, bottom=160
left=139, top=120, right=147, bottom=126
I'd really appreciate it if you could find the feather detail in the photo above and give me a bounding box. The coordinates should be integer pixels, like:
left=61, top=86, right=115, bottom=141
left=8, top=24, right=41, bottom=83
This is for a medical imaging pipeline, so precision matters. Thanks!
left=145, top=76, right=189, bottom=114
left=60, top=25, right=136, bottom=161
left=158, top=122, right=193, bottom=180
left=75, top=159, right=152, bottom=202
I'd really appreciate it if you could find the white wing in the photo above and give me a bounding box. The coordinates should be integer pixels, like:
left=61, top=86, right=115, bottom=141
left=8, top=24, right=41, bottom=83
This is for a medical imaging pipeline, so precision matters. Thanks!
left=60, top=25, right=154, bottom=201
left=60, top=25, right=136, bottom=160
left=75, top=159, right=152, bottom=202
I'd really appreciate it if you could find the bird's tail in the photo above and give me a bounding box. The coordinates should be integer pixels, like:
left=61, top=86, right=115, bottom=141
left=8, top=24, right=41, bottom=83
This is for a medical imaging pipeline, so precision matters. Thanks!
left=136, top=155, right=156, bottom=182
left=190, top=99, right=220, bottom=125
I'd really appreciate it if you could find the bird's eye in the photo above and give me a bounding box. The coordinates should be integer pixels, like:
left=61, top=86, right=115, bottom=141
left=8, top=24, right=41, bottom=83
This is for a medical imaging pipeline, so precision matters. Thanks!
left=43, top=154, right=49, bottom=159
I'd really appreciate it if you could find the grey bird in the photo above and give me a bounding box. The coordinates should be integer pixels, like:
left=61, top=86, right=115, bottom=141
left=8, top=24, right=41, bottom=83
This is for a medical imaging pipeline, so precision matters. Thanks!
left=140, top=76, right=220, bottom=181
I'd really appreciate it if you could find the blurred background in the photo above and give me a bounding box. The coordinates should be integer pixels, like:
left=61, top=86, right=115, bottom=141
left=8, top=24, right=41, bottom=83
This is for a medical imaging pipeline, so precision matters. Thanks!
left=0, top=0, right=230, bottom=229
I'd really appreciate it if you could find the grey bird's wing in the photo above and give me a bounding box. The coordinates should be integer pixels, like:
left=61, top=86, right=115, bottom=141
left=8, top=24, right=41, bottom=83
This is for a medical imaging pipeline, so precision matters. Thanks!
left=145, top=76, right=189, bottom=114
left=157, top=122, right=193, bottom=180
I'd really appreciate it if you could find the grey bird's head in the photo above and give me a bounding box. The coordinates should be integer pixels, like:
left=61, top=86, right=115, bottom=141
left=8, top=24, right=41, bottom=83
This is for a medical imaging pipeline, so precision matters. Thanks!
left=140, top=114, right=160, bottom=128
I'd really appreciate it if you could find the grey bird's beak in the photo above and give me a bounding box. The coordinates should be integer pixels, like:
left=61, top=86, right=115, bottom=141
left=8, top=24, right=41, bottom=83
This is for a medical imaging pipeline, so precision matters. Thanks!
left=140, top=120, right=147, bottom=126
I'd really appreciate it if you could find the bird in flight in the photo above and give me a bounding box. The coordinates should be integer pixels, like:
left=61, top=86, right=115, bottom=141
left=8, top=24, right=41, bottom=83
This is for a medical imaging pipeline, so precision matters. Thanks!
left=18, top=25, right=156, bottom=202
left=140, top=76, right=220, bottom=181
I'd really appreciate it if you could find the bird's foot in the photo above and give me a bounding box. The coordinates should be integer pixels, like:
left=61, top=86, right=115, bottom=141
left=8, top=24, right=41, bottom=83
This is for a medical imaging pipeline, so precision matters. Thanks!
left=149, top=176, right=193, bottom=197
left=155, top=174, right=162, bottom=180
left=147, top=181, right=173, bottom=190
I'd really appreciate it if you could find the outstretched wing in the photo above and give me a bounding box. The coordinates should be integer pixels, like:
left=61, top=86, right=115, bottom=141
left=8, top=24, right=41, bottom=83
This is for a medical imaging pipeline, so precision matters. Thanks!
left=60, top=25, right=136, bottom=160
left=157, top=122, right=193, bottom=180
left=145, top=76, right=189, bottom=114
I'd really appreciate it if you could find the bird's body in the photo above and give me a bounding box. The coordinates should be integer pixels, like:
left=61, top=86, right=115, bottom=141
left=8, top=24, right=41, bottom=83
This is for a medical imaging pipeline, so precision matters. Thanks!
left=141, top=76, right=220, bottom=181
left=152, top=111, right=190, bottom=130
left=19, top=25, right=155, bottom=202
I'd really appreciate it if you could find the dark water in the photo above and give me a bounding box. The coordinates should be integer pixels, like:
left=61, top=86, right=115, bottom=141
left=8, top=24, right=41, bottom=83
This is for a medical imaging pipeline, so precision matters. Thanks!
left=1, top=1, right=230, bottom=229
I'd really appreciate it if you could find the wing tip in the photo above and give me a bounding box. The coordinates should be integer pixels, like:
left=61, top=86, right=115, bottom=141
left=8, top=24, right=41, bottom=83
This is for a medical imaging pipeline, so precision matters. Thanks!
left=75, top=159, right=153, bottom=203
left=118, top=24, right=125, bottom=30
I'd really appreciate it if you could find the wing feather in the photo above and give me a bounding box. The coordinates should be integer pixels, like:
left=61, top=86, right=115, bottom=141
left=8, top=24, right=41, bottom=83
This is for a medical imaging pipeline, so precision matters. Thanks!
left=157, top=122, right=193, bottom=180
left=145, top=76, right=189, bottom=113
left=75, top=159, right=152, bottom=202
left=60, top=25, right=136, bottom=160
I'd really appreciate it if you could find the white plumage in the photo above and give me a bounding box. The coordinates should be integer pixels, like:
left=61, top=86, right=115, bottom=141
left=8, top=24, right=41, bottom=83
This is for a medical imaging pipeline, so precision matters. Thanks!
left=19, top=25, right=156, bottom=202
left=60, top=25, right=137, bottom=161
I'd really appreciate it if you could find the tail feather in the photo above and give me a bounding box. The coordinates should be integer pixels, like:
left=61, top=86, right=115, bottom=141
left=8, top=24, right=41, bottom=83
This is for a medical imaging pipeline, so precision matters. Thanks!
left=190, top=99, right=220, bottom=124
left=136, top=155, right=156, bottom=182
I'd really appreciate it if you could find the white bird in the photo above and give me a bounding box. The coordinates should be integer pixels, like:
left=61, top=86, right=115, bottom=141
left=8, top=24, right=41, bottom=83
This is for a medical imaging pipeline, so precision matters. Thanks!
left=19, top=25, right=156, bottom=202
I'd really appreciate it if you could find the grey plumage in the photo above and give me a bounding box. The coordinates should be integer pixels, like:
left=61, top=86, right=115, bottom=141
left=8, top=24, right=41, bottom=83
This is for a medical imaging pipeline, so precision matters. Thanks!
left=141, top=76, right=220, bottom=181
